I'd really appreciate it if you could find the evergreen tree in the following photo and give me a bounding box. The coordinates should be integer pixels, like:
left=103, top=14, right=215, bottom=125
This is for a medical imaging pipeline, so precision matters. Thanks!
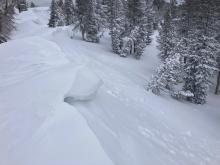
left=74, top=0, right=87, bottom=40
left=153, top=0, right=166, bottom=11
left=30, top=2, right=36, bottom=8
left=75, top=0, right=99, bottom=42
left=214, top=0, right=220, bottom=95
left=0, top=1, right=15, bottom=43
left=56, top=0, right=65, bottom=26
left=145, top=1, right=154, bottom=45
left=183, top=34, right=219, bottom=104
left=181, top=0, right=220, bottom=104
left=148, top=0, right=183, bottom=94
left=126, top=0, right=154, bottom=59
left=96, top=0, right=108, bottom=31
left=85, top=0, right=99, bottom=42
left=149, top=0, right=220, bottom=104
left=147, top=38, right=184, bottom=96
left=48, top=0, right=59, bottom=27
left=48, top=0, right=65, bottom=27
left=64, top=0, right=74, bottom=26
left=157, top=9, right=175, bottom=61
left=107, top=0, right=126, bottom=55
left=57, top=0, right=64, bottom=8
left=148, top=52, right=183, bottom=95
left=0, top=10, right=7, bottom=43
left=17, top=0, right=27, bottom=13
left=215, top=52, right=220, bottom=95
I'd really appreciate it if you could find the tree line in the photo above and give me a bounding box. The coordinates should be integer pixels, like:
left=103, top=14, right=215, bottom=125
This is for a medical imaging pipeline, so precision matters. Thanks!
left=148, top=0, right=220, bottom=104
left=48, top=0, right=155, bottom=59
left=49, top=0, right=220, bottom=104
left=0, top=0, right=29, bottom=44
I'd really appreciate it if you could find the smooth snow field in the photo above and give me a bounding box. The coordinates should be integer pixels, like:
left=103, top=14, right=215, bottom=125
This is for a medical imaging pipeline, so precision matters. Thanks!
left=0, top=7, right=220, bottom=165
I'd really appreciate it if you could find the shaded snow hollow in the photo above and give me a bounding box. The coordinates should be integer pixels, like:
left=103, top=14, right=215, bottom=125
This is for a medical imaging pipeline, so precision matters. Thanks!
left=0, top=7, right=220, bottom=165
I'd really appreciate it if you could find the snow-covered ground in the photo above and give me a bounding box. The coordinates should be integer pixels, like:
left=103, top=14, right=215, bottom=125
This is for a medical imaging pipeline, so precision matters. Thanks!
left=28, top=0, right=51, bottom=7
left=0, top=7, right=220, bottom=165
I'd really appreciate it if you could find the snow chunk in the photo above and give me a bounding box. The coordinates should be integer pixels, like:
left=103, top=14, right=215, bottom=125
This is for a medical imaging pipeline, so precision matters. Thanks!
left=65, top=66, right=103, bottom=102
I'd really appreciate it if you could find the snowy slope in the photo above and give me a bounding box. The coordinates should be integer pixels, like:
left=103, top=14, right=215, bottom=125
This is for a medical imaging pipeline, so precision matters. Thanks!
left=0, top=37, right=68, bottom=87
left=0, top=7, right=220, bottom=165
left=28, top=0, right=51, bottom=7
left=0, top=61, right=113, bottom=165
left=0, top=9, right=113, bottom=165
left=53, top=28, right=220, bottom=165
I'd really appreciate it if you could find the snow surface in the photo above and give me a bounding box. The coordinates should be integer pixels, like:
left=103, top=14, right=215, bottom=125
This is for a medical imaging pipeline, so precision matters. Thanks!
left=28, top=0, right=51, bottom=7
left=0, top=7, right=220, bottom=165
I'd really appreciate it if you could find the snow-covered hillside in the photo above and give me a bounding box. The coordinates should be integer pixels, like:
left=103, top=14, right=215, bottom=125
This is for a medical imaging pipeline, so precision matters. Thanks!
left=28, top=0, right=51, bottom=7
left=0, top=7, right=220, bottom=165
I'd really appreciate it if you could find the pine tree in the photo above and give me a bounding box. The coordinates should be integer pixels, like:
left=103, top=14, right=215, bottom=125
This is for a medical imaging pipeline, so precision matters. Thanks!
left=145, top=1, right=154, bottom=45
left=48, top=0, right=59, bottom=27
left=0, top=1, right=15, bottom=43
left=75, top=0, right=99, bottom=42
left=30, top=2, right=36, bottom=8
left=153, top=0, right=166, bottom=11
left=96, top=0, right=108, bottom=31
left=56, top=0, right=65, bottom=26
left=147, top=44, right=183, bottom=95
left=214, top=0, right=220, bottom=95
left=107, top=0, right=126, bottom=55
left=183, top=34, right=219, bottom=104
left=0, top=10, right=7, bottom=43
left=149, top=0, right=220, bottom=104
left=180, top=0, right=220, bottom=104
left=64, top=0, right=74, bottom=26
left=17, top=0, right=27, bottom=13
left=148, top=3, right=186, bottom=97
left=215, top=53, right=220, bottom=94
left=85, top=0, right=99, bottom=42
left=74, top=0, right=87, bottom=40
left=157, top=9, right=175, bottom=61
left=126, top=0, right=154, bottom=59
left=57, top=0, right=64, bottom=8
left=48, top=0, right=65, bottom=27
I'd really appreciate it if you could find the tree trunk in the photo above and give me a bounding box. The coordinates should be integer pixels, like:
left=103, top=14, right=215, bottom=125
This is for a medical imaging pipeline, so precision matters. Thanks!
left=82, top=29, right=85, bottom=41
left=5, top=0, right=8, bottom=10
left=215, top=71, right=220, bottom=95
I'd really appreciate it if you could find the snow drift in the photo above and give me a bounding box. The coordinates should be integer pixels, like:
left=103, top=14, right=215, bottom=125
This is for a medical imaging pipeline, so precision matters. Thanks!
left=0, top=37, right=68, bottom=88
left=0, top=37, right=113, bottom=165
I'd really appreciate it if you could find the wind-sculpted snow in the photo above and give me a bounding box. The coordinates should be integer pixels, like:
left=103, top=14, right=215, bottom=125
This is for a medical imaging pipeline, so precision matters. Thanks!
left=0, top=33, right=113, bottom=165
left=0, top=65, right=112, bottom=165
left=0, top=37, right=68, bottom=88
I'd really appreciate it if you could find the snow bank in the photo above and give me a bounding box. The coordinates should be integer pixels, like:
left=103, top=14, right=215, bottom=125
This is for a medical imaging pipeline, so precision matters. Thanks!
left=0, top=37, right=113, bottom=165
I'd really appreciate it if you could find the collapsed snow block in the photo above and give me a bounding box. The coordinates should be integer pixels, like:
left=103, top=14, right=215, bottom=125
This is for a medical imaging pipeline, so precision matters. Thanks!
left=64, top=67, right=103, bottom=102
